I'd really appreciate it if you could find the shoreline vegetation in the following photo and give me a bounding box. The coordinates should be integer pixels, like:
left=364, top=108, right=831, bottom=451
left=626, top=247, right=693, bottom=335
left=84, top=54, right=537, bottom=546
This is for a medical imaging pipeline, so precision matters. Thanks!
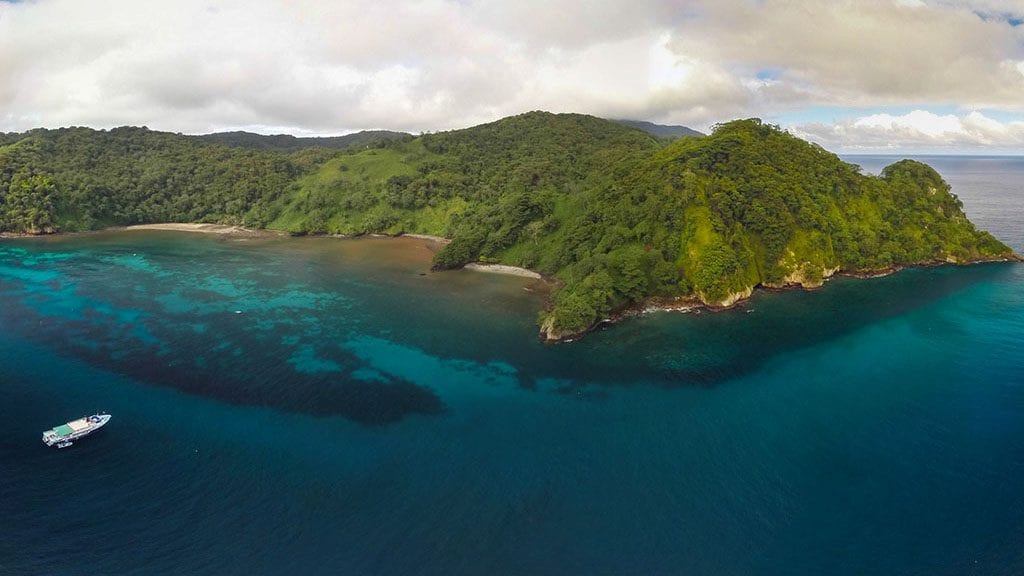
left=541, top=255, right=1022, bottom=342
left=0, top=222, right=546, bottom=279
left=2, top=223, right=1018, bottom=343
left=2, top=112, right=1020, bottom=342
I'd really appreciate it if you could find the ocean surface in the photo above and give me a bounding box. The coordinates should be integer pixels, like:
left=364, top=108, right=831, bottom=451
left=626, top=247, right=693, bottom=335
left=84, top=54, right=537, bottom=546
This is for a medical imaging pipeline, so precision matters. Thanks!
left=1, top=156, right=1022, bottom=575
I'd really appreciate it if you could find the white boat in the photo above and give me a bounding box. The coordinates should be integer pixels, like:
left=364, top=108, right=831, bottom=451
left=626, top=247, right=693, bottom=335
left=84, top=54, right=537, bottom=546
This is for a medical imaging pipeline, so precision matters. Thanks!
left=42, top=413, right=111, bottom=448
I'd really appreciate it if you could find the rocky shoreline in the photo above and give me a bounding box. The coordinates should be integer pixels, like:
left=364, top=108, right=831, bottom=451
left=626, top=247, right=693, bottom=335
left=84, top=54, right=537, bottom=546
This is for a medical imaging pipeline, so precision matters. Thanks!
left=538, top=255, right=1023, bottom=343
left=4, top=224, right=1019, bottom=344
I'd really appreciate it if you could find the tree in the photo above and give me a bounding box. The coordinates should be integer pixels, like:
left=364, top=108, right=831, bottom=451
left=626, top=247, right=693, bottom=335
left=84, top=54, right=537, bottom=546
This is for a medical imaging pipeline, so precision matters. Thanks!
left=2, top=173, right=56, bottom=233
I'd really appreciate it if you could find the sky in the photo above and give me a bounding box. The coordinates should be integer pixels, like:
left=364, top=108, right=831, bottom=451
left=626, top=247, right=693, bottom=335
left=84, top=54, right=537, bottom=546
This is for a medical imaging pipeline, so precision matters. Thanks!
left=1, top=0, right=1023, bottom=153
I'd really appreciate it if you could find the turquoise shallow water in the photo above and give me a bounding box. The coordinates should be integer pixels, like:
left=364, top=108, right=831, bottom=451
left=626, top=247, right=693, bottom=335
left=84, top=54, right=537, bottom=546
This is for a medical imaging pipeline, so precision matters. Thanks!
left=2, top=156, right=1023, bottom=575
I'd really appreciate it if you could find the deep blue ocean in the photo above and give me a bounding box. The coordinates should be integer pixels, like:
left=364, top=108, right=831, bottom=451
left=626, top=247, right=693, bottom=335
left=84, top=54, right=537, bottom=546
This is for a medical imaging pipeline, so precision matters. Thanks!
left=1, top=156, right=1022, bottom=575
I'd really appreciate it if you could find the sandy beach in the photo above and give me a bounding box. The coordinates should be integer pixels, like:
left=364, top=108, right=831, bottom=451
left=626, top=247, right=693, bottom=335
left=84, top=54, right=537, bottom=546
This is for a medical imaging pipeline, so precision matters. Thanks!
left=401, top=233, right=451, bottom=245
left=4, top=223, right=550, bottom=280
left=124, top=223, right=282, bottom=236
left=463, top=262, right=543, bottom=279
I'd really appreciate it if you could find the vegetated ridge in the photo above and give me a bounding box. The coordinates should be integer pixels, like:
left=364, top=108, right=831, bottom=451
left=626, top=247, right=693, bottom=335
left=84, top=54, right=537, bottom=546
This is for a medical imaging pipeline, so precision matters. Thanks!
left=0, top=113, right=1016, bottom=341
left=193, top=130, right=412, bottom=151
left=613, top=119, right=704, bottom=139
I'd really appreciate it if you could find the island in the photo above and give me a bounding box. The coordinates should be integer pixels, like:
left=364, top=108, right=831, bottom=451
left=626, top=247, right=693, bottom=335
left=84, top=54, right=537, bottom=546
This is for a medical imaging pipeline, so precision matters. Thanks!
left=1, top=112, right=1018, bottom=341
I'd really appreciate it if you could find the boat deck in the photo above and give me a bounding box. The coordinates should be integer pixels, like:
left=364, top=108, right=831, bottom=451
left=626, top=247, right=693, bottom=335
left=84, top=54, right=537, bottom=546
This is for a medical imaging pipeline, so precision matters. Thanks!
left=67, top=419, right=90, bottom=431
left=52, top=418, right=91, bottom=438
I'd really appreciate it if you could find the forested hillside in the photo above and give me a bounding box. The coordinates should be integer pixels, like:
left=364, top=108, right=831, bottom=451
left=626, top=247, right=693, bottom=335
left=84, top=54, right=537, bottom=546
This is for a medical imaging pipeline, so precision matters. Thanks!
left=0, top=126, right=401, bottom=233
left=0, top=113, right=1015, bottom=339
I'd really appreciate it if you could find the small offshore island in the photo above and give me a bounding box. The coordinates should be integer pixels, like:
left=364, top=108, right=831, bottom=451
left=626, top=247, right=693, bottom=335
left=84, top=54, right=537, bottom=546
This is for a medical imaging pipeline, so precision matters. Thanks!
left=1, top=112, right=1018, bottom=341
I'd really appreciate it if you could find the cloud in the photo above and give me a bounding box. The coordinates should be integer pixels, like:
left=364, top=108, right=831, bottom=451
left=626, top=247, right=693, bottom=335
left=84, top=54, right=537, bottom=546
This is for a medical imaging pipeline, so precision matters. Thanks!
left=0, top=0, right=1023, bottom=151
left=0, top=0, right=705, bottom=134
left=793, top=110, right=1024, bottom=151
left=667, top=0, right=1024, bottom=109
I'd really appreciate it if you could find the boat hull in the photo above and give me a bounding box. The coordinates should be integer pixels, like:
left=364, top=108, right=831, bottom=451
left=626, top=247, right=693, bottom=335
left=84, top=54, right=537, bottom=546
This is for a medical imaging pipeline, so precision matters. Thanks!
left=42, top=414, right=111, bottom=448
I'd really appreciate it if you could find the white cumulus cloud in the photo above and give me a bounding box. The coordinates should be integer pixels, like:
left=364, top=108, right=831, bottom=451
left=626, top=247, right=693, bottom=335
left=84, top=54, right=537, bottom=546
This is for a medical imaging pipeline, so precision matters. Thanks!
left=0, top=0, right=1023, bottom=152
left=794, top=110, right=1024, bottom=151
